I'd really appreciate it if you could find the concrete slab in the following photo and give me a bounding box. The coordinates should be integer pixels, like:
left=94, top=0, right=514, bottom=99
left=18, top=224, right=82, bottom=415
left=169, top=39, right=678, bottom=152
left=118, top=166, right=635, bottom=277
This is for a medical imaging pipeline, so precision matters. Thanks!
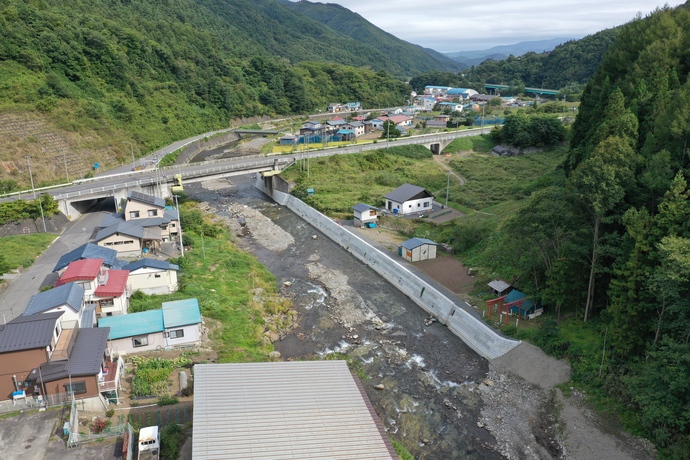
left=0, top=409, right=57, bottom=460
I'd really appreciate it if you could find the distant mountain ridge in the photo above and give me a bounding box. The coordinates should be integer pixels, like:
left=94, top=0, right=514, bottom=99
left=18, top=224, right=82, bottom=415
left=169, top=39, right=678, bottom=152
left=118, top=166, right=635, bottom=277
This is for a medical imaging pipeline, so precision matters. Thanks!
left=446, top=38, right=576, bottom=66
left=278, top=0, right=464, bottom=73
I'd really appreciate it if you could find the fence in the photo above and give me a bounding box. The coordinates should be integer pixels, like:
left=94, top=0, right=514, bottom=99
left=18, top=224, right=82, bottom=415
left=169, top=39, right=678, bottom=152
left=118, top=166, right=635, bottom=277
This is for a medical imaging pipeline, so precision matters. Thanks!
left=278, top=191, right=520, bottom=360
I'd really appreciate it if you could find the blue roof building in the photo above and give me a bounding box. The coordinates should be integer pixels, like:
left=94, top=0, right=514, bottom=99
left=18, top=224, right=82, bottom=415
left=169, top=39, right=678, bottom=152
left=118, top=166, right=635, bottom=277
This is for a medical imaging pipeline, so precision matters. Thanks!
left=54, top=243, right=124, bottom=272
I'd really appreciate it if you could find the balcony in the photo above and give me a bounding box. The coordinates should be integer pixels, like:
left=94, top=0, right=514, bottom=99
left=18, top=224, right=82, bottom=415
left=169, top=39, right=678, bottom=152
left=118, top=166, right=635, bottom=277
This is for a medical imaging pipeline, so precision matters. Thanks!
left=51, top=320, right=78, bottom=362
left=98, top=356, right=124, bottom=393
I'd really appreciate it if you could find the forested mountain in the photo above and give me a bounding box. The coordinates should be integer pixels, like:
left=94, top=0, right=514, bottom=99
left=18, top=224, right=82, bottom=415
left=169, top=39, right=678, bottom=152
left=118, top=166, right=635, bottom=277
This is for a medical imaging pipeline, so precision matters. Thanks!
left=277, top=0, right=463, bottom=73
left=409, top=27, right=619, bottom=93
left=484, top=3, right=690, bottom=456
left=0, top=0, right=421, bottom=182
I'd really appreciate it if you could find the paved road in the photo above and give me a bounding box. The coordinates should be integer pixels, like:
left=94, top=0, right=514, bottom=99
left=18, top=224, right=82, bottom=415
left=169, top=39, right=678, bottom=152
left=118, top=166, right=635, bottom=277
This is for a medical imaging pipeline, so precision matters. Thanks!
left=0, top=211, right=107, bottom=321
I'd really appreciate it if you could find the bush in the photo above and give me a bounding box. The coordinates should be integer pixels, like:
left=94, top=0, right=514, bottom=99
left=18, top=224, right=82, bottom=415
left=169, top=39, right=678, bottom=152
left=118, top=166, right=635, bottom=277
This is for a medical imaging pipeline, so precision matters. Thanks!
left=157, top=395, right=179, bottom=406
left=105, top=408, right=115, bottom=418
left=92, top=418, right=107, bottom=434
left=160, top=424, right=182, bottom=460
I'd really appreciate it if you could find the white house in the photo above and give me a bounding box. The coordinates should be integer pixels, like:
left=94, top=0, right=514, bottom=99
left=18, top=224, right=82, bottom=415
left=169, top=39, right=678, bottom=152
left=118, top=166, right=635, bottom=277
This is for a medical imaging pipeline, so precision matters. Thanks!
left=352, top=203, right=378, bottom=227
left=123, top=258, right=179, bottom=295
left=383, top=183, right=435, bottom=215
left=343, top=121, right=365, bottom=137
left=22, top=282, right=93, bottom=327
left=400, top=238, right=438, bottom=262
left=98, top=298, right=202, bottom=355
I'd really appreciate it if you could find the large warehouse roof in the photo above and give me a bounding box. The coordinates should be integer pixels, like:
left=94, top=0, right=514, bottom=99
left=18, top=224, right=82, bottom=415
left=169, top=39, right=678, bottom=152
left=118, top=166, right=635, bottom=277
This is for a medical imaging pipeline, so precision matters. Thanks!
left=192, top=361, right=398, bottom=460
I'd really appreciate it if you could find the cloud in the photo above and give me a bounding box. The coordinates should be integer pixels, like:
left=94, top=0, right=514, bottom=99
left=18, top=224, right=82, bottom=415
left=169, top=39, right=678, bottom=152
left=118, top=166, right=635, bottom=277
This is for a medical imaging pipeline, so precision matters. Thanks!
left=317, top=0, right=683, bottom=51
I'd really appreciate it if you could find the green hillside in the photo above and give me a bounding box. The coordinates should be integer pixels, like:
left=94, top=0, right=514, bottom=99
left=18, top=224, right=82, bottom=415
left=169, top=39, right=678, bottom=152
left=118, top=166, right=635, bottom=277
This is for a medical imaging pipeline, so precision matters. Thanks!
left=408, top=27, right=619, bottom=94
left=279, top=0, right=463, bottom=73
left=477, top=3, right=690, bottom=456
left=0, top=0, right=417, bottom=185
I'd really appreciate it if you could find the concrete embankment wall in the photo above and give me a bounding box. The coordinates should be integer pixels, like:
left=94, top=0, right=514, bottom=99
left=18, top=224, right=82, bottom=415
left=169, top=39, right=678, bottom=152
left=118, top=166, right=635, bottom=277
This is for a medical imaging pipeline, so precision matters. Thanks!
left=262, top=181, right=519, bottom=360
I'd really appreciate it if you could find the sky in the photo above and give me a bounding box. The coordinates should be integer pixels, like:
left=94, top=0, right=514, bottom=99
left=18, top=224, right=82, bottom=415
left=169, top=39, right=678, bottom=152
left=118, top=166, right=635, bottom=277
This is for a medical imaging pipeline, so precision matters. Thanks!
left=309, top=1, right=686, bottom=52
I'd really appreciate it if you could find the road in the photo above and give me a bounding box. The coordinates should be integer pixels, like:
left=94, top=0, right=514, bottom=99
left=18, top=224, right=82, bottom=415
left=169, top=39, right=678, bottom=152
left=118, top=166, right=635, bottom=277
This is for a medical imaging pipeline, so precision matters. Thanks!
left=0, top=211, right=107, bottom=321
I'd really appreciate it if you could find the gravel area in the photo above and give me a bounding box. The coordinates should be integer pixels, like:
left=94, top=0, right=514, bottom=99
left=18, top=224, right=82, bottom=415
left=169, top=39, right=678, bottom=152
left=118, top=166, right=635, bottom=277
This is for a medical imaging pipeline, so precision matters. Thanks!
left=195, top=177, right=658, bottom=460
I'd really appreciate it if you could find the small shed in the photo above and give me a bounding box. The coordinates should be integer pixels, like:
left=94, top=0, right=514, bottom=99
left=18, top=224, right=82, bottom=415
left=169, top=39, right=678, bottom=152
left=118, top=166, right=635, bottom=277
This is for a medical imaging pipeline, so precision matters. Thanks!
left=352, top=203, right=378, bottom=227
left=399, top=238, right=438, bottom=262
left=487, top=279, right=512, bottom=296
left=504, top=289, right=542, bottom=318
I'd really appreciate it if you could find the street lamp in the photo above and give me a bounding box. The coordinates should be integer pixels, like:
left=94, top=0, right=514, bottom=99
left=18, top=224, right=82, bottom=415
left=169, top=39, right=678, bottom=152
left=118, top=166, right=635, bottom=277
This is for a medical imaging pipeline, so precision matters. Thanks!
left=24, top=156, right=46, bottom=232
left=173, top=195, right=184, bottom=257
left=122, top=141, right=134, bottom=170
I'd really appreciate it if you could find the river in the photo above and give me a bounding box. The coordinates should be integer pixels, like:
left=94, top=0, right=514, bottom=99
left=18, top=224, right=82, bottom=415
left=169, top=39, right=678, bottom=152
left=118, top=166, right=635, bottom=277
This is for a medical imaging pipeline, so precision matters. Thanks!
left=186, top=175, right=502, bottom=459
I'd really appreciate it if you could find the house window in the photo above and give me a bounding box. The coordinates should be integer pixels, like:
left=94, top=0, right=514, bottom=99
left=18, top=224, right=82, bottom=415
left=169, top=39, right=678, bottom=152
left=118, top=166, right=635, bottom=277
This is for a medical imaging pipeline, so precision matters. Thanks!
left=132, top=336, right=149, bottom=348
left=148, top=210, right=158, bottom=217
left=64, top=381, right=87, bottom=395
left=154, top=274, right=161, bottom=278
left=417, top=203, right=421, bottom=207
left=168, top=329, right=184, bottom=339
left=424, top=201, right=429, bottom=207
left=129, top=211, right=140, bottom=218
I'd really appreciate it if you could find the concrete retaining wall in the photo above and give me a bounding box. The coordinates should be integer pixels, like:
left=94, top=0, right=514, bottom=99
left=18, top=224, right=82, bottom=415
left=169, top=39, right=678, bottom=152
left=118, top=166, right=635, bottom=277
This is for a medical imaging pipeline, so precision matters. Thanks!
left=260, top=178, right=519, bottom=360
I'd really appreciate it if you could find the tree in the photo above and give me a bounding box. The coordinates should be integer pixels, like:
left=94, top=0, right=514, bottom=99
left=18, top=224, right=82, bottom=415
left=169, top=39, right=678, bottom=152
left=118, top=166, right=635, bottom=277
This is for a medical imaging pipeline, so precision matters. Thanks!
left=381, top=120, right=400, bottom=139
left=570, top=136, right=637, bottom=321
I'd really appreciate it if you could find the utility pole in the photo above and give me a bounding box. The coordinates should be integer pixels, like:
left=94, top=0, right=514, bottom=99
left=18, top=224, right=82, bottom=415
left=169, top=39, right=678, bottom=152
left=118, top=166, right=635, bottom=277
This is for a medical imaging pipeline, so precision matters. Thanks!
left=386, top=120, right=390, bottom=151
left=445, top=169, right=450, bottom=207
left=481, top=103, right=485, bottom=134
left=173, top=195, right=184, bottom=257
left=25, top=156, right=46, bottom=232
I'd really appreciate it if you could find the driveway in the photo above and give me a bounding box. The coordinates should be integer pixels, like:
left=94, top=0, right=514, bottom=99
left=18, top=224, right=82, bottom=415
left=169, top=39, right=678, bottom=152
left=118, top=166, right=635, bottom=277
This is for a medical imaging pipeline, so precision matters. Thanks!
left=0, top=409, right=58, bottom=460
left=0, top=211, right=107, bottom=321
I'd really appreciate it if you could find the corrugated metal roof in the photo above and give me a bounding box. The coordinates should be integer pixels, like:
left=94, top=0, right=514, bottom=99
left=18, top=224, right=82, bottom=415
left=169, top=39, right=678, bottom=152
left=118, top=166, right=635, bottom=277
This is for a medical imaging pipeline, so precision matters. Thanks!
left=56, top=258, right=103, bottom=285
left=162, top=299, right=201, bottom=328
left=94, top=220, right=145, bottom=241
left=488, top=279, right=511, bottom=292
left=53, top=243, right=121, bottom=272
left=400, top=238, right=437, bottom=249
left=353, top=203, right=376, bottom=213
left=192, top=361, right=397, bottom=460
left=94, top=270, right=129, bottom=297
left=40, top=327, right=109, bottom=381
left=0, top=312, right=63, bottom=353
left=23, top=282, right=84, bottom=316
left=98, top=310, right=164, bottom=340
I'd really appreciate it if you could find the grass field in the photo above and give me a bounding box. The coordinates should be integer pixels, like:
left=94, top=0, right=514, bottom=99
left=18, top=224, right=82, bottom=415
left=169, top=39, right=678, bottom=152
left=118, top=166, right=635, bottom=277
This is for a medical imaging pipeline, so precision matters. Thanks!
left=130, top=218, right=293, bottom=363
left=0, top=233, right=57, bottom=271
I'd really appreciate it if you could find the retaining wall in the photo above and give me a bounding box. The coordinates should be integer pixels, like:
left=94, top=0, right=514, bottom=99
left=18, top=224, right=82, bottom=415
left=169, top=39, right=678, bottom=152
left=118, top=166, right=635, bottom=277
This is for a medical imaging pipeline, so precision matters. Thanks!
left=262, top=179, right=519, bottom=360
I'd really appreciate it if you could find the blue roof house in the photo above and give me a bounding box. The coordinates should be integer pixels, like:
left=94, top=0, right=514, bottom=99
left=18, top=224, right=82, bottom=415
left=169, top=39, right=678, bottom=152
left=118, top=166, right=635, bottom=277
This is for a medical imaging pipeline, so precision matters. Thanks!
left=504, top=290, right=542, bottom=318
left=22, top=282, right=94, bottom=327
left=98, top=298, right=202, bottom=355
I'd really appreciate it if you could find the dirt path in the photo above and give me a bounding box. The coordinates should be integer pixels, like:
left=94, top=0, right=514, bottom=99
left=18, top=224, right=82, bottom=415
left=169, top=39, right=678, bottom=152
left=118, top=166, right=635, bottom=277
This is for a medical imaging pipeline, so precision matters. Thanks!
left=434, top=154, right=465, bottom=185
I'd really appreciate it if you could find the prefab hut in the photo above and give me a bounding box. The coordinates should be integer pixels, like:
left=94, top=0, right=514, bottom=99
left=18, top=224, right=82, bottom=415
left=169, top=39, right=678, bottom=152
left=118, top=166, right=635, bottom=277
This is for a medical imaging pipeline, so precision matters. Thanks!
left=352, top=203, right=378, bottom=227
left=399, top=238, right=438, bottom=262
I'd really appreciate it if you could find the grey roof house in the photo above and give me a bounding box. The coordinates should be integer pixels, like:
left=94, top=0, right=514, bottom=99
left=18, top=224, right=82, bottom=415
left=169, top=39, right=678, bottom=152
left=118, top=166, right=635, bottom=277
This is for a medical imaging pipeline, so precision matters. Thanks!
left=53, top=243, right=124, bottom=273
left=22, top=282, right=93, bottom=327
left=384, top=183, right=435, bottom=216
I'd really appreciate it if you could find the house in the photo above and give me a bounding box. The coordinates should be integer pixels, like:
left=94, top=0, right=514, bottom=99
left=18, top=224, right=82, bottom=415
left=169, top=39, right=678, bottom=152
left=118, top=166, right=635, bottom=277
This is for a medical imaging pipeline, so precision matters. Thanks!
left=343, top=121, right=365, bottom=137
left=504, top=289, right=542, bottom=319
left=327, top=103, right=342, bottom=113
left=487, top=279, right=512, bottom=297
left=470, top=94, right=500, bottom=103
left=279, top=134, right=297, bottom=145
left=22, top=282, right=94, bottom=327
left=439, top=102, right=463, bottom=112
left=192, top=361, right=397, bottom=460
left=399, top=238, right=438, bottom=262
left=55, top=259, right=130, bottom=318
left=98, top=298, right=202, bottom=355
left=369, top=118, right=384, bottom=130
left=299, top=121, right=323, bottom=136
left=123, top=258, right=179, bottom=295
left=0, top=311, right=117, bottom=405
left=426, top=114, right=449, bottom=129
left=124, top=191, right=166, bottom=221
left=384, top=183, right=434, bottom=215
left=325, top=119, right=347, bottom=133
left=53, top=243, right=124, bottom=274
left=94, top=220, right=161, bottom=255
left=352, top=204, right=378, bottom=227
left=388, top=107, right=404, bottom=115
left=336, top=129, right=356, bottom=141
left=343, top=102, right=361, bottom=111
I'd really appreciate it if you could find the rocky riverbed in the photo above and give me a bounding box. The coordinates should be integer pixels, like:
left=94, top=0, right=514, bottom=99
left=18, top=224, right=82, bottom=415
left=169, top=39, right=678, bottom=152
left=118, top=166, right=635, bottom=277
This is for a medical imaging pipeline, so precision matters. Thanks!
left=188, top=176, right=658, bottom=460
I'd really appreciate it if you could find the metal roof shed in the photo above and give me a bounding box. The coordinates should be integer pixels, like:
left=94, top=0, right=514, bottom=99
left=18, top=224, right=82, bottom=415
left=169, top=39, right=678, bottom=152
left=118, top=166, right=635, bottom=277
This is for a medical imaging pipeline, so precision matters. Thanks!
left=192, top=361, right=398, bottom=460
left=399, top=238, right=438, bottom=263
